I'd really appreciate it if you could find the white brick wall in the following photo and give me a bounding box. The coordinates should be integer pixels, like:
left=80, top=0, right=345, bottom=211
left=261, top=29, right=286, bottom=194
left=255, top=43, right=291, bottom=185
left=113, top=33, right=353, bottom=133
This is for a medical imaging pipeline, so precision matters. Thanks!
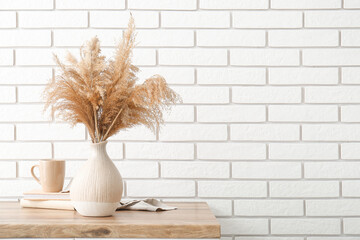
left=0, top=0, right=360, bottom=238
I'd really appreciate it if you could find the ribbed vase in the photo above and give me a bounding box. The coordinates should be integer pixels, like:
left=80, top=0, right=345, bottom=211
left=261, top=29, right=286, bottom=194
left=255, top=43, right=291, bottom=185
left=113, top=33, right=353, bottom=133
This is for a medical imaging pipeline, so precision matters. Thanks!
left=70, top=141, right=123, bottom=217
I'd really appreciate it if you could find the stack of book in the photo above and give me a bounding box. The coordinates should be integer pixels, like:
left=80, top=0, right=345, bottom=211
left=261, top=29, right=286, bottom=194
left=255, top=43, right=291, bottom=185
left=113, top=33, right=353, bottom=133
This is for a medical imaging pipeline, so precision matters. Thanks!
left=20, top=189, right=74, bottom=210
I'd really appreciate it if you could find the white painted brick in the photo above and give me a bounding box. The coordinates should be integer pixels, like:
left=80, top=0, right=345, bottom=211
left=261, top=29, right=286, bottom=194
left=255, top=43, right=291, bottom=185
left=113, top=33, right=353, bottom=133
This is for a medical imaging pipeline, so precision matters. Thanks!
left=197, top=68, right=266, bottom=85
left=303, top=49, right=360, bottom=66
left=197, top=105, right=266, bottom=123
left=138, top=67, right=195, bottom=84
left=159, top=49, right=227, bottom=66
left=235, top=200, right=303, bottom=216
left=269, top=67, right=338, bottom=85
left=0, top=87, right=15, bottom=103
left=0, top=0, right=53, bottom=9
left=201, top=0, right=268, bottom=9
left=270, top=181, right=339, bottom=197
left=344, top=218, right=360, bottom=234
left=0, top=125, right=14, bottom=140
left=342, top=143, right=360, bottom=159
left=269, top=105, right=338, bottom=122
left=197, top=30, right=265, bottom=47
left=90, top=11, right=159, bottom=28
left=308, top=238, right=360, bottom=240
left=219, top=218, right=268, bottom=235
left=132, top=49, right=156, bottom=66
left=0, top=67, right=52, bottom=85
left=0, top=180, right=39, bottom=197
left=54, top=142, right=123, bottom=160
left=198, top=181, right=267, bottom=197
left=17, top=123, right=85, bottom=141
left=16, top=49, right=63, bottom=66
left=0, top=12, right=16, bottom=28
left=0, top=104, right=46, bottom=122
left=197, top=143, right=266, bottom=160
left=231, top=49, right=300, bottom=66
left=205, top=199, right=232, bottom=216
left=305, top=162, right=360, bottom=179
left=19, top=11, right=88, bottom=28
left=163, top=105, right=194, bottom=123
left=342, top=30, right=360, bottom=46
left=173, top=87, right=229, bottom=104
left=306, top=87, right=360, bottom=103
left=345, top=0, right=360, bottom=8
left=0, top=30, right=50, bottom=47
left=305, top=11, right=360, bottom=28
left=231, top=124, right=299, bottom=141
left=111, top=126, right=156, bottom=141
left=0, top=49, right=13, bottom=66
left=271, top=219, right=340, bottom=235
left=127, top=180, right=195, bottom=197
left=0, top=143, right=51, bottom=159
left=233, top=11, right=302, bottom=28
left=137, top=30, right=194, bottom=47
left=269, top=143, right=339, bottom=160
left=129, top=0, right=196, bottom=10
left=159, top=124, right=227, bottom=141
left=162, top=11, right=230, bottom=28
left=126, top=143, right=194, bottom=160
left=18, top=86, right=44, bottom=103
left=342, top=67, right=360, bottom=84
left=342, top=106, right=360, bottom=122
left=161, top=161, right=229, bottom=179
left=115, top=161, right=158, bottom=178
left=343, top=181, right=360, bottom=197
left=269, top=30, right=338, bottom=47
left=303, top=124, right=360, bottom=141
left=307, top=199, right=360, bottom=216
left=233, top=87, right=301, bottom=103
left=232, top=162, right=301, bottom=179
left=0, top=161, right=16, bottom=178
left=56, top=0, right=125, bottom=9
left=272, top=0, right=341, bottom=9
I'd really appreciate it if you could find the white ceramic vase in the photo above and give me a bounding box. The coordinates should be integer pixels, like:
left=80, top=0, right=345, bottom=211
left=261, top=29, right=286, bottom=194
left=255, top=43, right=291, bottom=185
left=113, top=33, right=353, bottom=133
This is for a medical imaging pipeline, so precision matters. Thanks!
left=70, top=141, right=123, bottom=217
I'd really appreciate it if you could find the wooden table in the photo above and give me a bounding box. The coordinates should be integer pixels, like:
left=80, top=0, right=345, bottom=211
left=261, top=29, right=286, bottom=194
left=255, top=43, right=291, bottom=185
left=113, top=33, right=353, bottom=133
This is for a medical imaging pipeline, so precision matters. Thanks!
left=0, top=202, right=220, bottom=238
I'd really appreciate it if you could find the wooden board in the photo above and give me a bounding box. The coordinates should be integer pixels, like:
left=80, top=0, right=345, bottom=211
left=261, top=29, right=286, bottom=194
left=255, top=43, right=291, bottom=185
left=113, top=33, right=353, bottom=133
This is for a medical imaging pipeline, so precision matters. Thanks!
left=0, top=202, right=220, bottom=238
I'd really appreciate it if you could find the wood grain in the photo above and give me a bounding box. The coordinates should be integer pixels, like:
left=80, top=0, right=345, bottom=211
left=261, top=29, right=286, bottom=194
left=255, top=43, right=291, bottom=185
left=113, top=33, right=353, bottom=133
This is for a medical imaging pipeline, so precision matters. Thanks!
left=0, top=202, right=220, bottom=238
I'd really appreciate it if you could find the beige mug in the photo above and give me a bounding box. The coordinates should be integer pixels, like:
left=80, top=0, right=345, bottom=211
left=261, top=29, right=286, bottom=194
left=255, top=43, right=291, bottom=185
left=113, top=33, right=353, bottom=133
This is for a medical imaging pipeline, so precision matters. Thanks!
left=31, top=159, right=65, bottom=192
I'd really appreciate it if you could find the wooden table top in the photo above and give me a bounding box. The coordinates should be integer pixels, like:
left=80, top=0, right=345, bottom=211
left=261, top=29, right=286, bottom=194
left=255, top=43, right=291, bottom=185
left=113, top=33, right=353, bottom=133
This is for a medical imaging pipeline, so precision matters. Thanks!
left=0, top=201, right=220, bottom=238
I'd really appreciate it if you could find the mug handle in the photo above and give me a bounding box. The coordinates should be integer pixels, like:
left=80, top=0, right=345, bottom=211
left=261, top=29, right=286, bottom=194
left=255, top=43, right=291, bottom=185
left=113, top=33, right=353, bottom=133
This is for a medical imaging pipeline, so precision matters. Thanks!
left=31, top=165, right=41, bottom=184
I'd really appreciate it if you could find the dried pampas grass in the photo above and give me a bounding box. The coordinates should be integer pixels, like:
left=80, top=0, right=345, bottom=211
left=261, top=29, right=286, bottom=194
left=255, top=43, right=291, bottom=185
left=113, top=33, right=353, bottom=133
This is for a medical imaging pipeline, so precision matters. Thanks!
left=43, top=17, right=180, bottom=143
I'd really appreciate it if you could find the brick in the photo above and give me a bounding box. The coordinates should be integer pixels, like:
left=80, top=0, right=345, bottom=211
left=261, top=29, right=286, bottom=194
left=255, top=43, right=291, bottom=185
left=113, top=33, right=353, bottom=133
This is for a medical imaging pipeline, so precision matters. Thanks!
left=159, top=124, right=227, bottom=141
left=162, top=11, right=230, bottom=28
left=111, top=125, right=155, bottom=141
left=231, top=49, right=300, bottom=66
left=200, top=0, right=268, bottom=9
left=342, top=143, right=360, bottom=159
left=270, top=181, right=339, bottom=197
left=269, top=30, right=338, bottom=47
left=90, top=11, right=159, bottom=28
left=269, top=67, right=338, bottom=85
left=271, top=219, right=340, bottom=235
left=197, top=68, right=266, bottom=85
left=303, top=124, right=360, bottom=141
left=269, top=105, right=338, bottom=122
left=0, top=180, right=39, bottom=197
left=305, top=162, right=360, bottom=179
left=197, top=143, right=266, bottom=160
left=0, top=49, right=13, bottom=66
left=345, top=0, right=360, bottom=8
left=163, top=105, right=194, bottom=123
left=138, top=67, right=195, bottom=84
left=306, top=87, right=360, bottom=103
left=235, top=200, right=303, bottom=216
left=342, top=30, right=360, bottom=46
left=272, top=0, right=341, bottom=9
left=305, top=11, right=360, bottom=28
left=159, top=49, right=227, bottom=66
left=197, top=105, right=266, bottom=123
left=0, top=67, right=52, bottom=85
left=115, top=161, right=158, bottom=178
left=205, top=199, right=232, bottom=216
left=344, top=218, right=360, bottom=234
left=342, top=106, right=360, bottom=122
left=18, top=86, right=44, bottom=103
left=197, top=30, right=265, bottom=47
left=219, top=218, right=268, bottom=235
left=198, top=181, right=267, bottom=197
left=0, top=125, right=14, bottom=140
left=303, top=49, right=360, bottom=66
left=127, top=180, right=195, bottom=197
left=342, top=67, right=360, bottom=84
left=132, top=49, right=156, bottom=66
left=0, top=12, right=16, bottom=28
left=233, top=87, right=301, bottom=103
left=56, top=0, right=125, bottom=9
left=0, top=143, right=51, bottom=159
left=126, top=143, right=194, bottom=160
left=0, top=104, right=46, bottom=122
left=161, top=161, right=229, bottom=179
left=231, top=124, right=299, bottom=141
left=0, top=0, right=53, bottom=9
left=137, top=30, right=194, bottom=47
left=307, top=199, right=360, bottom=216
left=0, top=30, right=50, bottom=47
left=269, top=143, right=339, bottom=160
left=0, top=87, right=15, bottom=103
left=343, top=181, right=360, bottom=197
left=232, top=162, right=301, bottom=179
left=16, top=48, right=69, bottom=66
left=233, top=11, right=302, bottom=28
left=19, top=11, right=87, bottom=28
left=0, top=162, right=16, bottom=178
left=129, top=0, right=196, bottom=10
left=173, top=87, right=229, bottom=104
